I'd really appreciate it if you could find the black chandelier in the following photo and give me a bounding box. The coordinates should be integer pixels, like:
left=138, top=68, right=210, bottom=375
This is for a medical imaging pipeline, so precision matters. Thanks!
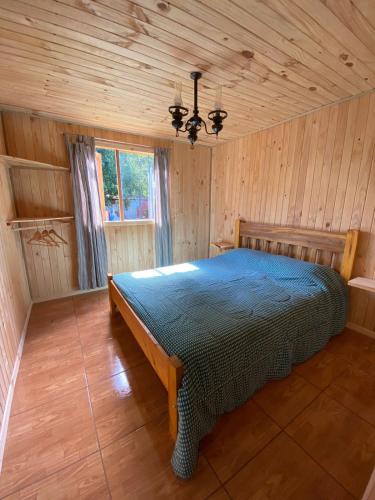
left=168, top=72, right=228, bottom=146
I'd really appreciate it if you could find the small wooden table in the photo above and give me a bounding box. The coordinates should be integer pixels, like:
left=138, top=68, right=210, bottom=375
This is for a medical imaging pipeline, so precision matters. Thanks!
left=348, top=277, right=375, bottom=293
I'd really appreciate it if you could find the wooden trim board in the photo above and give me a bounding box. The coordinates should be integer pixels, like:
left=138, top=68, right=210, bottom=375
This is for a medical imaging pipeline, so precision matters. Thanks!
left=348, top=277, right=375, bottom=293
left=0, top=302, right=32, bottom=473
left=31, top=286, right=107, bottom=303
left=346, top=322, right=375, bottom=340
left=362, top=467, right=375, bottom=500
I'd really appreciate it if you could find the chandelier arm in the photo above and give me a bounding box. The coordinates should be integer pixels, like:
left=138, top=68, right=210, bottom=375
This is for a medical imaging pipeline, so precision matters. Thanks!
left=202, top=119, right=218, bottom=136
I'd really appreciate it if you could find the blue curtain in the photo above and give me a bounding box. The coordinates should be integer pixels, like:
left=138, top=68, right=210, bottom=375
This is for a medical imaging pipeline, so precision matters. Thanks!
left=154, top=147, right=173, bottom=267
left=65, top=134, right=108, bottom=289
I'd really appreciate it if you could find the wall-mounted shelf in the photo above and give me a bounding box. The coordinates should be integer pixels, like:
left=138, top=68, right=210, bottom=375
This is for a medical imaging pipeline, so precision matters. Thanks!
left=6, top=216, right=74, bottom=231
left=210, top=241, right=235, bottom=251
left=348, top=277, right=375, bottom=293
left=0, top=155, right=70, bottom=173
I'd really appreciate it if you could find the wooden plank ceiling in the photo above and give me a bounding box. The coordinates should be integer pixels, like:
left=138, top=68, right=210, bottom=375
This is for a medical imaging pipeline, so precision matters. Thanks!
left=0, top=0, right=374, bottom=144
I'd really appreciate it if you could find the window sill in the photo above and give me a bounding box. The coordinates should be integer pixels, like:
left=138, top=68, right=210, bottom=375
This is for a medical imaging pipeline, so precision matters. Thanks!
left=104, top=219, right=155, bottom=227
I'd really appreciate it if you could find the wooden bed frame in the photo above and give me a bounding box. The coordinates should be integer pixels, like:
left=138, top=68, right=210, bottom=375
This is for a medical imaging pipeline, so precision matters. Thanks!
left=108, top=220, right=359, bottom=440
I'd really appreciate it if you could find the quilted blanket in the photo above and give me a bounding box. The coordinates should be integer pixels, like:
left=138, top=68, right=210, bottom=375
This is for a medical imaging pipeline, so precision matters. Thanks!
left=113, top=249, right=347, bottom=479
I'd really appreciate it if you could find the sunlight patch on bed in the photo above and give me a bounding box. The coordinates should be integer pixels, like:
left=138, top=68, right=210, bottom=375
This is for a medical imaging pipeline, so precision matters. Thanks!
left=131, top=263, right=199, bottom=279
left=159, top=263, right=199, bottom=275
left=131, top=269, right=163, bottom=278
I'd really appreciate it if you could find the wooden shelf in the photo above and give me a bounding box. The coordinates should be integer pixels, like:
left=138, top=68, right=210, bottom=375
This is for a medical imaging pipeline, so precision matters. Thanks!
left=7, top=216, right=74, bottom=227
left=348, top=277, right=375, bottom=293
left=0, top=155, right=70, bottom=173
left=210, top=241, right=235, bottom=250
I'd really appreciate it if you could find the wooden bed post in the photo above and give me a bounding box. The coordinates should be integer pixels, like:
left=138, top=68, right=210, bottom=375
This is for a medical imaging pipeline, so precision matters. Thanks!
left=107, top=273, right=116, bottom=315
left=168, top=355, right=184, bottom=441
left=341, top=229, right=359, bottom=281
left=234, top=218, right=241, bottom=248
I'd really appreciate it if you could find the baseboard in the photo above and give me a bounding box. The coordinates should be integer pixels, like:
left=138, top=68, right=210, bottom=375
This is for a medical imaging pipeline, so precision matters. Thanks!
left=362, top=466, right=375, bottom=500
left=32, top=285, right=107, bottom=303
left=0, top=302, right=32, bottom=472
left=346, top=322, right=375, bottom=340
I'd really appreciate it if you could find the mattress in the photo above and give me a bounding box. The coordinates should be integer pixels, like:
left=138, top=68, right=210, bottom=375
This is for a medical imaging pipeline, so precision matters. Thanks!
left=113, top=248, right=348, bottom=479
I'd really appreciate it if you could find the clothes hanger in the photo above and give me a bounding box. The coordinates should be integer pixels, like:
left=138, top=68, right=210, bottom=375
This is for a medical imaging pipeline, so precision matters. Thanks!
left=27, top=230, right=54, bottom=246
left=41, top=229, right=59, bottom=246
left=48, top=228, right=68, bottom=245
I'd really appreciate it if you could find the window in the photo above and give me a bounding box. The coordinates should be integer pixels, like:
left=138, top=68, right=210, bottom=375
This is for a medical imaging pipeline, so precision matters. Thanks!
left=95, top=145, right=154, bottom=222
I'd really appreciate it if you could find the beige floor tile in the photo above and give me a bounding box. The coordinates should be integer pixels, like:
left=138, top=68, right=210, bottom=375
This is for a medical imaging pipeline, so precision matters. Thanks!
left=202, top=400, right=280, bottom=482
left=226, top=433, right=353, bottom=500
left=326, top=365, right=375, bottom=426
left=206, top=488, right=231, bottom=500
left=0, top=389, right=98, bottom=498
left=295, top=348, right=351, bottom=389
left=5, top=453, right=109, bottom=500
left=286, top=393, right=375, bottom=498
left=83, top=332, right=145, bottom=386
left=12, top=342, right=86, bottom=414
left=101, top=415, right=219, bottom=499
left=253, top=372, right=319, bottom=427
left=90, top=362, right=167, bottom=448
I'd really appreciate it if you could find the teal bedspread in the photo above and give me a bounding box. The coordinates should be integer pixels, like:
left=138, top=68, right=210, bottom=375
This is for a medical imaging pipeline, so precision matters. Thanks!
left=113, top=249, right=347, bottom=479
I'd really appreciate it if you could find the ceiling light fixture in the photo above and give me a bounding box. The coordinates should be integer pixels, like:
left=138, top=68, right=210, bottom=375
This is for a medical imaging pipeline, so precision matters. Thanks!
left=168, top=72, right=228, bottom=146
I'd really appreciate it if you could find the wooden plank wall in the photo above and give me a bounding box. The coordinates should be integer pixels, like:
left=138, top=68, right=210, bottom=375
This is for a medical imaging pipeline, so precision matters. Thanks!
left=170, top=143, right=211, bottom=263
left=0, top=112, right=31, bottom=450
left=1, top=111, right=210, bottom=300
left=211, top=91, right=375, bottom=334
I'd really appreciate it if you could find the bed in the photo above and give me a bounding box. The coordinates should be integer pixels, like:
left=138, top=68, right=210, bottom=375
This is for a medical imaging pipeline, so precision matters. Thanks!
left=107, top=220, right=358, bottom=479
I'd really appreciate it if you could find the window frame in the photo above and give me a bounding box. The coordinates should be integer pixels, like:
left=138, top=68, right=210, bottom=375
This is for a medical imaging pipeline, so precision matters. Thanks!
left=95, top=141, right=155, bottom=226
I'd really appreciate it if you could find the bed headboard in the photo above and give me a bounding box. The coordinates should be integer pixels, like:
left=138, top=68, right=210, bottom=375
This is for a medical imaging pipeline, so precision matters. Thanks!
left=234, top=219, right=359, bottom=281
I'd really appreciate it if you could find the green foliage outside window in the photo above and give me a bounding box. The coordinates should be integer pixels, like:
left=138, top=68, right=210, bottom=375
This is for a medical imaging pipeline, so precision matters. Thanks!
left=119, top=151, right=153, bottom=210
left=96, top=147, right=153, bottom=220
left=96, top=148, right=118, bottom=201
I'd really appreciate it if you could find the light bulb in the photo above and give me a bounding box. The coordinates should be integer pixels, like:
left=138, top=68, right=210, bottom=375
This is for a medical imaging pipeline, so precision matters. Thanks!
left=174, top=81, right=183, bottom=107
left=214, top=85, right=222, bottom=110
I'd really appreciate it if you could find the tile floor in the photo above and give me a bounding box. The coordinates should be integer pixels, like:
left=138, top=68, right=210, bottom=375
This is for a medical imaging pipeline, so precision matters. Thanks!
left=0, top=291, right=374, bottom=499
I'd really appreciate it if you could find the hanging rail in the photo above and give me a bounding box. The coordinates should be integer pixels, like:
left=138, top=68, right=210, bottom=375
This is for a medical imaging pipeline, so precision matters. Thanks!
left=6, top=216, right=74, bottom=231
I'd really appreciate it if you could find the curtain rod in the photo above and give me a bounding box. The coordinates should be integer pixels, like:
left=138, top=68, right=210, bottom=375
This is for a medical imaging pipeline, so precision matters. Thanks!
left=64, top=133, right=170, bottom=151
left=95, top=138, right=156, bottom=150
left=64, top=133, right=153, bottom=148
left=64, top=132, right=171, bottom=152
